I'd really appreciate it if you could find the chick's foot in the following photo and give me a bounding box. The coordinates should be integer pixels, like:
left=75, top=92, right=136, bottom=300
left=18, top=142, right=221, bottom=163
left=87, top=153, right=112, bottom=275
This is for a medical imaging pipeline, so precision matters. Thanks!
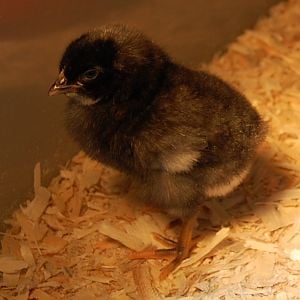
left=130, top=211, right=199, bottom=280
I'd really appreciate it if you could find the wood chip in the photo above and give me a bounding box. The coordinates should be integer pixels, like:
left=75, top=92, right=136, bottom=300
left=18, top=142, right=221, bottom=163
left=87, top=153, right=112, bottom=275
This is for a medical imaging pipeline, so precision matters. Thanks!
left=20, top=242, right=35, bottom=266
left=22, top=187, right=51, bottom=221
left=30, top=289, right=56, bottom=300
left=181, top=227, right=230, bottom=268
left=81, top=275, right=112, bottom=284
left=132, top=263, right=162, bottom=300
left=0, top=256, right=28, bottom=273
left=98, top=221, right=145, bottom=251
left=244, top=239, right=279, bottom=253
left=34, top=162, right=42, bottom=194
left=16, top=212, right=48, bottom=242
left=40, top=235, right=67, bottom=254
left=3, top=272, right=20, bottom=287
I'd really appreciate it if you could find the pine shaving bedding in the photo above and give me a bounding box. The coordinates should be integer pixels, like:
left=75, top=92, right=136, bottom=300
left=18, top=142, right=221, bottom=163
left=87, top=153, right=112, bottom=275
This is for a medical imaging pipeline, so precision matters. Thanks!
left=2, top=1, right=300, bottom=299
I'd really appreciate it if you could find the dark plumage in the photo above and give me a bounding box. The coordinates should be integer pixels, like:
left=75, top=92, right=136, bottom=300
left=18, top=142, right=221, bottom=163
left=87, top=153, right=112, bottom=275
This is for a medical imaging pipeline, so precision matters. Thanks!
left=49, top=24, right=266, bottom=277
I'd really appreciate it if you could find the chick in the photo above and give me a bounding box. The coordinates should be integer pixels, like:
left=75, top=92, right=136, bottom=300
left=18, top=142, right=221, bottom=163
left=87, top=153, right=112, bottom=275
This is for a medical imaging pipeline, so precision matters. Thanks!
left=49, top=24, right=266, bottom=278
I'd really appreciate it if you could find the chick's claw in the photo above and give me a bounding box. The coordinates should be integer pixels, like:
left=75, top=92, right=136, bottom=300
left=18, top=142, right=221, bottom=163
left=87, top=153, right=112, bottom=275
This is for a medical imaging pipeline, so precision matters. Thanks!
left=159, top=255, right=185, bottom=281
left=129, top=246, right=187, bottom=281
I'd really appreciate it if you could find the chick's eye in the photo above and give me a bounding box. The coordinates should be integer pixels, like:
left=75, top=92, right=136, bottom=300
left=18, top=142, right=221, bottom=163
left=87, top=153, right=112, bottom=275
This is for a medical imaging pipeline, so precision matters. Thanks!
left=81, top=68, right=100, bottom=81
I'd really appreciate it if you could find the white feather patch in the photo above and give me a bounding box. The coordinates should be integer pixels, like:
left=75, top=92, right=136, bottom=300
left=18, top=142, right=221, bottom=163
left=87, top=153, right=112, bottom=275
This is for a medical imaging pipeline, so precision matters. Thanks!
left=162, top=150, right=200, bottom=173
left=204, top=166, right=250, bottom=197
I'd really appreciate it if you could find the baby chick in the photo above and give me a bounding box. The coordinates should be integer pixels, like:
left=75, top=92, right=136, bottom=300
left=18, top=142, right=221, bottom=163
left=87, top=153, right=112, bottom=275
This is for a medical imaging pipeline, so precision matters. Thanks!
left=49, top=24, right=266, bottom=278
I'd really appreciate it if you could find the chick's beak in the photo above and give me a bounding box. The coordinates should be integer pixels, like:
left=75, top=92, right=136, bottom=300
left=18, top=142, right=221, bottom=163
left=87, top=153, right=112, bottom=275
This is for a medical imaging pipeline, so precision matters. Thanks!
left=48, top=70, right=82, bottom=96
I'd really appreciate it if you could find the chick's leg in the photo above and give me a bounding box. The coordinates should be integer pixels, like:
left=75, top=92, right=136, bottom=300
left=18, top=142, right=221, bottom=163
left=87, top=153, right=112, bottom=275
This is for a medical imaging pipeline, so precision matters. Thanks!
left=159, top=210, right=199, bottom=280
left=130, top=210, right=199, bottom=280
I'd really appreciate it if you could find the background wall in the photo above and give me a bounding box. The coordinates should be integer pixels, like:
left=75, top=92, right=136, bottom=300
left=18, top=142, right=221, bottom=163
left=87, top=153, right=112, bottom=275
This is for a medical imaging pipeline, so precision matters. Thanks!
left=0, top=0, right=281, bottom=228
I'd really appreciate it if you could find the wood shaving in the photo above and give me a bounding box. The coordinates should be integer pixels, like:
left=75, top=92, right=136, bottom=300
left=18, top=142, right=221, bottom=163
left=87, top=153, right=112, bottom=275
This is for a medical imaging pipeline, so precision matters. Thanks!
left=0, top=256, right=28, bottom=273
left=180, top=227, right=230, bottom=268
left=2, top=1, right=300, bottom=298
left=30, top=289, right=56, bottom=300
left=132, top=263, right=162, bottom=300
left=98, top=221, right=145, bottom=251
